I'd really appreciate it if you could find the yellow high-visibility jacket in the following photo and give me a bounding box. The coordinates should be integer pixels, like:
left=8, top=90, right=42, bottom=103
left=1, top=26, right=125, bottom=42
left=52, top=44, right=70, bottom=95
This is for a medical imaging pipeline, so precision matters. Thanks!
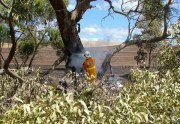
left=83, top=57, right=97, bottom=80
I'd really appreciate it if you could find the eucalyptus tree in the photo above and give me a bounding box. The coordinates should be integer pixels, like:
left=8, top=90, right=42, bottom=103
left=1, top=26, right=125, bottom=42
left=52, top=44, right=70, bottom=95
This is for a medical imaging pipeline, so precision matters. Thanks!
left=15, top=0, right=56, bottom=69
left=0, top=0, right=178, bottom=81
left=134, top=0, right=163, bottom=68
left=0, top=0, right=55, bottom=82
left=48, top=0, right=178, bottom=78
left=0, top=0, right=24, bottom=82
left=0, top=23, right=10, bottom=68
left=168, top=18, right=180, bottom=44
left=48, top=0, right=94, bottom=71
left=97, top=0, right=178, bottom=78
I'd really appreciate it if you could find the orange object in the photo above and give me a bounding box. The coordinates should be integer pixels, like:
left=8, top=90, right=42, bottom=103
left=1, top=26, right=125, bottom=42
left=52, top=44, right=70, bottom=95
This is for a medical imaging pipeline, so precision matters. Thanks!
left=83, top=57, right=97, bottom=80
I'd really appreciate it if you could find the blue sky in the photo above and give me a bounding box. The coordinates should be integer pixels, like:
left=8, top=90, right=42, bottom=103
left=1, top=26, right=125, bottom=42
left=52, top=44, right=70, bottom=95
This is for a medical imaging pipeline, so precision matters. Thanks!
left=67, top=0, right=180, bottom=45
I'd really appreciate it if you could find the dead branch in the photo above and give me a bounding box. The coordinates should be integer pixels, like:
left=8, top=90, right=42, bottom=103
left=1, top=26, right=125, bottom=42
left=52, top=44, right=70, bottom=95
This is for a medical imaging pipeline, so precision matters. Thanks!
left=43, top=52, right=66, bottom=76
left=5, top=69, right=24, bottom=83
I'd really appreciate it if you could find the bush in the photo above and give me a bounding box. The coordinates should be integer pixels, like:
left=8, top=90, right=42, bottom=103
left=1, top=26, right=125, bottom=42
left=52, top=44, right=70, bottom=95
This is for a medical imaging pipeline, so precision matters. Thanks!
left=18, top=40, right=35, bottom=56
left=0, top=44, right=179, bottom=123
left=0, top=66, right=179, bottom=123
left=156, top=44, right=180, bottom=72
left=0, top=69, right=50, bottom=115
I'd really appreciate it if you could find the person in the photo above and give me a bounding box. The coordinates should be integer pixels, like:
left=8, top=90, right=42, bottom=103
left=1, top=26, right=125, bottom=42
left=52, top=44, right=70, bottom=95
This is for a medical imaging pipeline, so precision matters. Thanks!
left=83, top=51, right=97, bottom=80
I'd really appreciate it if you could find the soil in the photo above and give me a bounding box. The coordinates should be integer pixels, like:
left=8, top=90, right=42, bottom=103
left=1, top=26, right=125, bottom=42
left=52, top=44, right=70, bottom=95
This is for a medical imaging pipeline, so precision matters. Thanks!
left=1, top=45, right=156, bottom=83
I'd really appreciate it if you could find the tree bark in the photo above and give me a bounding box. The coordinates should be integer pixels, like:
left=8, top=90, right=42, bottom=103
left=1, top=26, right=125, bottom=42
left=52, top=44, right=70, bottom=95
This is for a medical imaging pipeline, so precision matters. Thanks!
left=97, top=42, right=129, bottom=79
left=0, top=42, right=2, bottom=69
left=0, top=9, right=25, bottom=83
left=3, top=15, right=16, bottom=70
left=148, top=48, right=152, bottom=68
left=49, top=0, right=84, bottom=52
left=49, top=0, right=85, bottom=71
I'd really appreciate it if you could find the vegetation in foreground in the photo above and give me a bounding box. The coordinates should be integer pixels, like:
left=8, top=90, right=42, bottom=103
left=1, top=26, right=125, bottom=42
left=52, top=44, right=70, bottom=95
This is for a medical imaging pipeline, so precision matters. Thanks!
left=0, top=44, right=179, bottom=123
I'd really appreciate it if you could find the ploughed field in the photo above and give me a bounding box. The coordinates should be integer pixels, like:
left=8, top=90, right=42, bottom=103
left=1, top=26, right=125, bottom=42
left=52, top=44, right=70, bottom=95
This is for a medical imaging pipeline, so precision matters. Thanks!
left=2, top=45, right=155, bottom=82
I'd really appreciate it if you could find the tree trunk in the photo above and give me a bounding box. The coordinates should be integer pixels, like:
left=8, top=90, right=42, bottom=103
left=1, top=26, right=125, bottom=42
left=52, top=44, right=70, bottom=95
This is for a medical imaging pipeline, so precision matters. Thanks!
left=148, top=48, right=152, bottom=68
left=49, top=0, right=85, bottom=72
left=60, top=23, right=84, bottom=70
left=0, top=42, right=2, bottom=69
left=0, top=11, right=25, bottom=83
left=97, top=42, right=129, bottom=79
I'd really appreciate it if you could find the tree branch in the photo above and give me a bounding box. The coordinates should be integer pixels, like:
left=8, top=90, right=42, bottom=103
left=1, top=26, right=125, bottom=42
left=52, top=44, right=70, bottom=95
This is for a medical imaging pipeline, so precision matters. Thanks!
left=71, top=0, right=96, bottom=23
left=43, top=52, right=66, bottom=76
left=0, top=0, right=25, bottom=83
left=28, top=28, right=37, bottom=43
left=6, top=69, right=24, bottom=83
left=0, top=0, right=8, bottom=9
left=104, top=0, right=127, bottom=16
left=28, top=31, right=47, bottom=68
left=72, top=0, right=96, bottom=22
left=98, top=0, right=174, bottom=79
left=0, top=52, right=5, bottom=61
left=16, top=30, right=24, bottom=42
left=3, top=8, right=16, bottom=69
left=49, top=0, right=68, bottom=24
left=0, top=13, right=6, bottom=20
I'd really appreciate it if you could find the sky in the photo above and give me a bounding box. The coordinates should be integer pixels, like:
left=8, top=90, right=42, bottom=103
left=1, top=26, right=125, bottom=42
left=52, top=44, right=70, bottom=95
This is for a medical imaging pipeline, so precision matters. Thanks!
left=67, top=0, right=180, bottom=45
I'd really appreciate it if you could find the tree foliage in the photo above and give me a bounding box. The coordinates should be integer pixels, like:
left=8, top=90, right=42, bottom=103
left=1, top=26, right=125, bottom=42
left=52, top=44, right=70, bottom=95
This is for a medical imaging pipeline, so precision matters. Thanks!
left=156, top=44, right=180, bottom=72
left=18, top=40, right=34, bottom=56
left=46, top=27, right=64, bottom=56
left=17, top=40, right=35, bottom=66
left=0, top=43, right=179, bottom=123
left=0, top=23, right=10, bottom=42
left=168, top=19, right=180, bottom=43
left=0, top=0, right=59, bottom=81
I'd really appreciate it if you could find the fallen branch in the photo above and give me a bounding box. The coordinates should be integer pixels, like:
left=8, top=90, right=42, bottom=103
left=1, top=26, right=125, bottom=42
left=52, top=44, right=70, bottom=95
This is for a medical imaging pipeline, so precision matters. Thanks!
left=43, top=53, right=66, bottom=76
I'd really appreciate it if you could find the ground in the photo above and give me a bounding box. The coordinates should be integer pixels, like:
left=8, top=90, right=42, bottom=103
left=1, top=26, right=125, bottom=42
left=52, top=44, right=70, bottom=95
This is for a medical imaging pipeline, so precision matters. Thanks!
left=1, top=45, right=156, bottom=83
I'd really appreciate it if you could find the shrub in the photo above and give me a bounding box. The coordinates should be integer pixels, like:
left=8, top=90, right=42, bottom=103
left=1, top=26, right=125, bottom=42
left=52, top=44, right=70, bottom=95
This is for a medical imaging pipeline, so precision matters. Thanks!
left=1, top=66, right=179, bottom=123
left=0, top=69, right=50, bottom=115
left=0, top=44, right=179, bottom=123
left=18, top=40, right=35, bottom=56
left=156, top=44, right=180, bottom=72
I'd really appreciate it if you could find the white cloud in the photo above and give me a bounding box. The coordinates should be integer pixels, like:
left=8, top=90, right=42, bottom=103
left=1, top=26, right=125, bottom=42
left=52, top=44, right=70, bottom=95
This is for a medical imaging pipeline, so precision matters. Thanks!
left=111, top=0, right=138, bottom=11
left=67, top=0, right=76, bottom=11
left=112, top=0, right=122, bottom=10
left=96, top=4, right=103, bottom=11
left=103, top=28, right=128, bottom=40
left=80, top=24, right=129, bottom=42
left=172, top=0, right=180, bottom=9
left=67, top=3, right=75, bottom=11
left=81, top=25, right=102, bottom=35
left=95, top=2, right=109, bottom=11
